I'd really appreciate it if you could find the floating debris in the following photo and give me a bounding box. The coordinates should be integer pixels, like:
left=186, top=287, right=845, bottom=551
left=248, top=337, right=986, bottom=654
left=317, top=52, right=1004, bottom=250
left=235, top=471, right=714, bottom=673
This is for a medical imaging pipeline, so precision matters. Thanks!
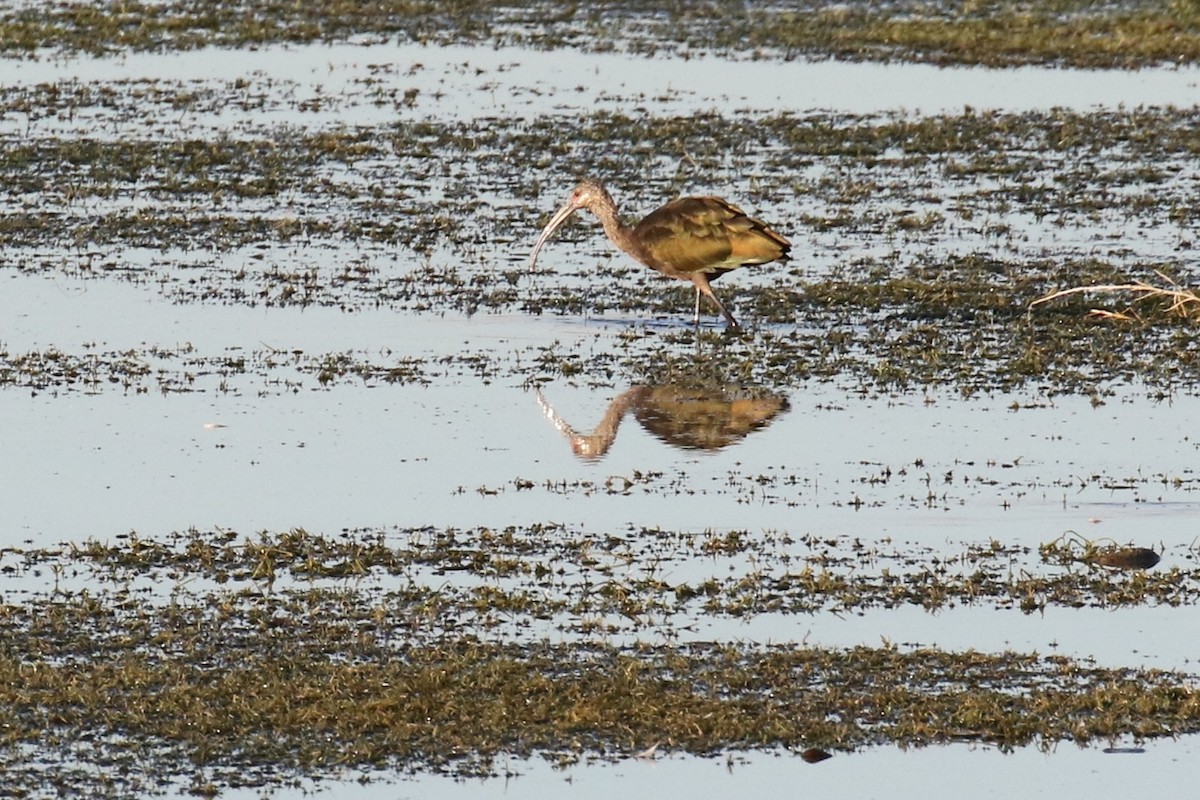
left=801, top=748, right=833, bottom=763
left=1091, top=547, right=1162, bottom=571
left=1043, top=532, right=1166, bottom=573
left=633, top=742, right=661, bottom=760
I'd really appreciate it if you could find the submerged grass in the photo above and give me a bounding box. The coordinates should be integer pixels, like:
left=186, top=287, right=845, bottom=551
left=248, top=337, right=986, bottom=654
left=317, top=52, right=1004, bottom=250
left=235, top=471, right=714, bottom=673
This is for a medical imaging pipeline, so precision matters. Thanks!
left=1, top=0, right=1198, bottom=67
left=3, top=104, right=1199, bottom=397
left=4, top=637, right=1197, bottom=793
left=46, top=525, right=1199, bottom=616
left=5, top=254, right=1198, bottom=398
left=1, top=525, right=1198, bottom=794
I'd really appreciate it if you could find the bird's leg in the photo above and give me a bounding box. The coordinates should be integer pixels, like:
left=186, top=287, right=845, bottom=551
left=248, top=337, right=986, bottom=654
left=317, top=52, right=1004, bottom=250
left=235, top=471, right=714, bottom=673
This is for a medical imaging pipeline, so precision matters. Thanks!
left=692, top=274, right=740, bottom=330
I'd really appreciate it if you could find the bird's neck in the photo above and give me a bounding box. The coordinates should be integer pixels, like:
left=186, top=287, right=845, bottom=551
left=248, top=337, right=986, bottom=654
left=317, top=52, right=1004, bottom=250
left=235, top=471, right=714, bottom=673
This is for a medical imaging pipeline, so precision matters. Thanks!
left=591, top=200, right=643, bottom=261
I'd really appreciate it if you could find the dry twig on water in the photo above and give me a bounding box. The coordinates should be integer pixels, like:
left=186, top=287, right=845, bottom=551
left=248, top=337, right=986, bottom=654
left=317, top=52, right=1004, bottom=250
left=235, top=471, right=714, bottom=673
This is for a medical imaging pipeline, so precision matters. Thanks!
left=1030, top=271, right=1200, bottom=321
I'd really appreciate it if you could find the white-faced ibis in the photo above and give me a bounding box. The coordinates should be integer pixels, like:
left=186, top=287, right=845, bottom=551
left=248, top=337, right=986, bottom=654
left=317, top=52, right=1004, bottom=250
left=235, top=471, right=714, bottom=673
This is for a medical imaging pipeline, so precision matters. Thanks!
left=528, top=179, right=790, bottom=329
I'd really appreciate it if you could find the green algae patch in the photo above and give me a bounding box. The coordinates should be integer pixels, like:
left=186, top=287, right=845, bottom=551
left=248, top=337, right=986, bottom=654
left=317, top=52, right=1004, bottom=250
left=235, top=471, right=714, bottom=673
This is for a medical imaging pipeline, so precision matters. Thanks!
left=2, top=0, right=1200, bottom=67
left=3, top=524, right=1200, bottom=794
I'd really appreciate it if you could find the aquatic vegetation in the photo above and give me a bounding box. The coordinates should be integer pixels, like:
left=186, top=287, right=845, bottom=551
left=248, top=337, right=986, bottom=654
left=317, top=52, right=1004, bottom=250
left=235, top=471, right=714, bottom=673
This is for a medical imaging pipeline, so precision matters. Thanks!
left=1, top=525, right=1198, bottom=793
left=1, top=0, right=1198, bottom=67
left=4, top=2, right=1200, bottom=796
left=3, top=101, right=1200, bottom=397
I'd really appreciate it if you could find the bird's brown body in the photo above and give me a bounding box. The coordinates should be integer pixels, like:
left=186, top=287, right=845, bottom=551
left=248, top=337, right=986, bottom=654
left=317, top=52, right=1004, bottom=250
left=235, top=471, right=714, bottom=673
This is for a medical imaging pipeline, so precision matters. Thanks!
left=529, top=180, right=790, bottom=329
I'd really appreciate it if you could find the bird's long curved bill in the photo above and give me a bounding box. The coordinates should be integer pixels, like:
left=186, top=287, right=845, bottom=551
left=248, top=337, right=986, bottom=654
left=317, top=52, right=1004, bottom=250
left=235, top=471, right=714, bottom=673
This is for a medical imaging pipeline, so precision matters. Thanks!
left=528, top=202, right=578, bottom=271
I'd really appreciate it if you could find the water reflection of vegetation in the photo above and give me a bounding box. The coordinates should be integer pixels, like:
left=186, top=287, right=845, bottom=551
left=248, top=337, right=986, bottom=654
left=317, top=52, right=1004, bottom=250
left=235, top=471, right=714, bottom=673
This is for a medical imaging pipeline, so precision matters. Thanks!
left=536, top=384, right=789, bottom=459
left=1, top=526, right=1197, bottom=794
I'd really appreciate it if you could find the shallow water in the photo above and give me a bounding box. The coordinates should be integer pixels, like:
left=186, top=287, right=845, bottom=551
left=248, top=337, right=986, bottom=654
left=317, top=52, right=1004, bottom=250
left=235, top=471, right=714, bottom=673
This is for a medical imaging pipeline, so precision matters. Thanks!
left=6, top=276, right=1198, bottom=547
left=4, top=30, right=1200, bottom=800
left=198, top=738, right=1197, bottom=800
left=5, top=42, right=1200, bottom=130
left=6, top=280, right=1199, bottom=683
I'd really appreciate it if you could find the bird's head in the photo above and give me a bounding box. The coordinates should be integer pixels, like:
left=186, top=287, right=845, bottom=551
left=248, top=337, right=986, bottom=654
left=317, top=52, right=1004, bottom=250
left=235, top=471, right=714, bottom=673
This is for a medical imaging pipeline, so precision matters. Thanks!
left=564, top=179, right=612, bottom=213
left=528, top=179, right=614, bottom=271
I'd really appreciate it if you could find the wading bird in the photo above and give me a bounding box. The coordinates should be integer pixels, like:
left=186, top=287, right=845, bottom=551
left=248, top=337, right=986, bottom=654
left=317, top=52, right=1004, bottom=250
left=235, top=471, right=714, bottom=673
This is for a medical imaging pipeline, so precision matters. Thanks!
left=528, top=179, right=790, bottom=329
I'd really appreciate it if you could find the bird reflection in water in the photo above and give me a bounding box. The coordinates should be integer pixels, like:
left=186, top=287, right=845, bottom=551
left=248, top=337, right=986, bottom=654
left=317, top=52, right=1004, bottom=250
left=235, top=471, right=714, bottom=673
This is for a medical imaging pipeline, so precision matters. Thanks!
left=535, top=384, right=789, bottom=461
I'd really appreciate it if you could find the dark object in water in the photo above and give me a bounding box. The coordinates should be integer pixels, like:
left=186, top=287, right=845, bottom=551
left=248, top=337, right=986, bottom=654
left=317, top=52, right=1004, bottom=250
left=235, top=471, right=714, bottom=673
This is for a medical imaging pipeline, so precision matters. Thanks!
left=1091, top=547, right=1160, bottom=570
left=801, top=747, right=832, bottom=763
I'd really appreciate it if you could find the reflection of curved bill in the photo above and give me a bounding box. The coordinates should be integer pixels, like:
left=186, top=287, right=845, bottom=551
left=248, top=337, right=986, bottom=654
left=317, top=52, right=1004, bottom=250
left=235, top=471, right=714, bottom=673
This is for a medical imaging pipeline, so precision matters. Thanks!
left=535, top=387, right=644, bottom=460
left=535, top=385, right=789, bottom=461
